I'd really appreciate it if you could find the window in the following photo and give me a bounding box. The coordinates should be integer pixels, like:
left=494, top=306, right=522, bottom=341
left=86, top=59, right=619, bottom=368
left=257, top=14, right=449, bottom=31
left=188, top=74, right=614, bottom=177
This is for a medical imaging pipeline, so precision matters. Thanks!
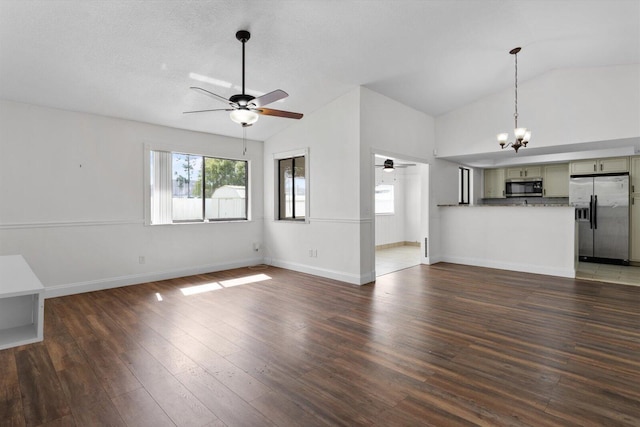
left=459, top=167, right=470, bottom=204
left=375, top=184, right=395, bottom=214
left=278, top=155, right=306, bottom=220
left=150, top=150, right=247, bottom=224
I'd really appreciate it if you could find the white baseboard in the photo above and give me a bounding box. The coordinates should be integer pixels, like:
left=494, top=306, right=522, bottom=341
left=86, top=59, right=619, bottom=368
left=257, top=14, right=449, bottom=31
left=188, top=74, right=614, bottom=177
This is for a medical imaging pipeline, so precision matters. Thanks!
left=268, top=259, right=373, bottom=286
left=438, top=255, right=575, bottom=278
left=44, top=257, right=265, bottom=298
left=424, top=255, right=441, bottom=265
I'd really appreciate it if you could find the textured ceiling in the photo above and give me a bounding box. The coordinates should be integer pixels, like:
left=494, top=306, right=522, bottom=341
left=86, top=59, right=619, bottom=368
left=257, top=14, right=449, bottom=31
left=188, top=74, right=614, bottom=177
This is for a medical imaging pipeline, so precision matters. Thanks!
left=1, top=0, right=638, bottom=143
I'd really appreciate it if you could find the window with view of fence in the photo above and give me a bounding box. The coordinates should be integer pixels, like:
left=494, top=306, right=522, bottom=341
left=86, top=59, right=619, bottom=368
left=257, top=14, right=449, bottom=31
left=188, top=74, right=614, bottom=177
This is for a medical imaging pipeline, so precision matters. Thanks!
left=150, top=151, right=248, bottom=224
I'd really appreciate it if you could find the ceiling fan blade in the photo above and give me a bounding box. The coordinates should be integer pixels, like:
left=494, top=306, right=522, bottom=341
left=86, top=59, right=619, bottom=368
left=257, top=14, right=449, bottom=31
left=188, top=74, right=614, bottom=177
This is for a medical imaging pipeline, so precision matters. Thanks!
left=190, top=86, right=236, bottom=106
left=256, top=108, right=303, bottom=120
left=250, top=89, right=289, bottom=107
left=183, top=108, right=234, bottom=114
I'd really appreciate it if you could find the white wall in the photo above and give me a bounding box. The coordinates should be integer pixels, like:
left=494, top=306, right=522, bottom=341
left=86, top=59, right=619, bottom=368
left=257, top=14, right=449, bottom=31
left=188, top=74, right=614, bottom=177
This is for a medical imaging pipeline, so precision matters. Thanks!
left=439, top=206, right=576, bottom=278
left=263, top=88, right=363, bottom=284
left=436, top=64, right=640, bottom=158
left=425, top=158, right=461, bottom=263
left=6, top=62, right=620, bottom=297
left=0, top=100, right=264, bottom=297
left=264, top=86, right=442, bottom=284
left=359, top=87, right=439, bottom=272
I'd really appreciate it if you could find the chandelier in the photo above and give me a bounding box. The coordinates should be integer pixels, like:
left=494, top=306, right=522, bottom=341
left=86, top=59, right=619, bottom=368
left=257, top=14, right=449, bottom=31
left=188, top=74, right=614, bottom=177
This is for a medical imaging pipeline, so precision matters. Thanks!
left=498, top=47, right=531, bottom=153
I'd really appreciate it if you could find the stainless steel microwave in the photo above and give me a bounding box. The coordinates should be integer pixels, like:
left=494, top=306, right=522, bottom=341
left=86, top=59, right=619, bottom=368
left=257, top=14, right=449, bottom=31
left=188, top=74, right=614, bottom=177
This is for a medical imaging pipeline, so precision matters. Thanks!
left=505, top=178, right=543, bottom=197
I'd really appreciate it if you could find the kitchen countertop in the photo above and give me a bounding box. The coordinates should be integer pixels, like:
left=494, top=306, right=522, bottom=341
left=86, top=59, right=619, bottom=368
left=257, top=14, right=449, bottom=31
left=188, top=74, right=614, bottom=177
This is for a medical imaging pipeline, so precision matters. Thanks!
left=439, top=196, right=571, bottom=207
left=438, top=204, right=572, bottom=207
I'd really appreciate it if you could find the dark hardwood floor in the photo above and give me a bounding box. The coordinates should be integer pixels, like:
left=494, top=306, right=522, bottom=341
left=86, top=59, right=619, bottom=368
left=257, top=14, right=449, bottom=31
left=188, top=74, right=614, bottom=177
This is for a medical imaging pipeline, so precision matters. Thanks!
left=2, top=263, right=640, bottom=426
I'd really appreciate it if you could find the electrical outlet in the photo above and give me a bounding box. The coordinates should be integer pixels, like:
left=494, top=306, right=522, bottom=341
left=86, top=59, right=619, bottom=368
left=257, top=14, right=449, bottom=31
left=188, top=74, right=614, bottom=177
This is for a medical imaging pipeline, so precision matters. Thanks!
left=313, top=249, right=318, bottom=258
left=138, top=256, right=145, bottom=264
left=308, top=249, right=314, bottom=257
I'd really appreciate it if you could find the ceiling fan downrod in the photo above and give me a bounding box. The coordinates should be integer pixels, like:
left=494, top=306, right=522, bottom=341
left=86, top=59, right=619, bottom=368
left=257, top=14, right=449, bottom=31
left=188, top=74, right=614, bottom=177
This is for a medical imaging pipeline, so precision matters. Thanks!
left=236, top=30, right=250, bottom=96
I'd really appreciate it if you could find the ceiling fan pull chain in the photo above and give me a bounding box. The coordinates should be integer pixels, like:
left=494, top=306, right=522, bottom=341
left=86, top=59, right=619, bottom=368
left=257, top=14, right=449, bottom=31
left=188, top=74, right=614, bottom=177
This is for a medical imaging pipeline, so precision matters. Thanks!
left=243, top=126, right=247, bottom=156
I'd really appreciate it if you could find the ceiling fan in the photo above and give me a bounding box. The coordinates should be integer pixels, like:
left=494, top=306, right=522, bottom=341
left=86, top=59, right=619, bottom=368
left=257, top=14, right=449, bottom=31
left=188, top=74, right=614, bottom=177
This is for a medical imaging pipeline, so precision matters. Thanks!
left=376, top=159, right=417, bottom=172
left=184, top=30, right=303, bottom=127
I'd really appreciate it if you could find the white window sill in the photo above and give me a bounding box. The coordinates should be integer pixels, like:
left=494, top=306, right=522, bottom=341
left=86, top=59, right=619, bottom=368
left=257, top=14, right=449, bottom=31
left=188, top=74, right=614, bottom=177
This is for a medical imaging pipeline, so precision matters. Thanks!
left=147, top=219, right=252, bottom=226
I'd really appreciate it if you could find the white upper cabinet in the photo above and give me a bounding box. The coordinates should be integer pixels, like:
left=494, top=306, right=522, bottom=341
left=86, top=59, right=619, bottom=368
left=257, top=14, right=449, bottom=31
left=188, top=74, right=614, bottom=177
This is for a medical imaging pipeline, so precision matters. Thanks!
left=484, top=168, right=505, bottom=198
left=570, top=157, right=629, bottom=175
left=505, top=165, right=542, bottom=179
left=599, top=157, right=630, bottom=173
left=543, top=164, right=569, bottom=197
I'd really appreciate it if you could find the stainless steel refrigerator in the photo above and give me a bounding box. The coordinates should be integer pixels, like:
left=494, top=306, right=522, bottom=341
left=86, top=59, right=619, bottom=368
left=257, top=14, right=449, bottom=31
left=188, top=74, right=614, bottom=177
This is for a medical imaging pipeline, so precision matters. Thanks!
left=570, top=174, right=629, bottom=264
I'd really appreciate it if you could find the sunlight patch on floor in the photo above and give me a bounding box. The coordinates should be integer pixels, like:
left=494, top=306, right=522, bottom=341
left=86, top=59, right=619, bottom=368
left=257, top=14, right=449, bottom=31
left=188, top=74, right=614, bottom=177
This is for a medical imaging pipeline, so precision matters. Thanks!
left=180, top=273, right=272, bottom=296
left=220, top=273, right=271, bottom=288
left=181, top=282, right=223, bottom=296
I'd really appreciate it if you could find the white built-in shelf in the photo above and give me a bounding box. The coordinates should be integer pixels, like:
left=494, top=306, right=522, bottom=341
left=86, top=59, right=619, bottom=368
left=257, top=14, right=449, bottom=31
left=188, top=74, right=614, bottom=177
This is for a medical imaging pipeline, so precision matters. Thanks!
left=0, top=255, right=44, bottom=350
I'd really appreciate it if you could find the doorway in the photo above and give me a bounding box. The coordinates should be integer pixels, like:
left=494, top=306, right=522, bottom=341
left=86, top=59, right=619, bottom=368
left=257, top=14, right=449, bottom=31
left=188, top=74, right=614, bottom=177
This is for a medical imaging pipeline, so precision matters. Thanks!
left=373, top=154, right=427, bottom=276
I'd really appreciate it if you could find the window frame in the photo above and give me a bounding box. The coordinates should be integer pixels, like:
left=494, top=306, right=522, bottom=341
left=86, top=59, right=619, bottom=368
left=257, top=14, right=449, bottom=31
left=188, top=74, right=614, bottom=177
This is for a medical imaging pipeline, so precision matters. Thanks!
left=145, top=144, right=250, bottom=225
left=273, top=148, right=309, bottom=223
left=173, top=152, right=249, bottom=223
left=459, top=166, right=470, bottom=205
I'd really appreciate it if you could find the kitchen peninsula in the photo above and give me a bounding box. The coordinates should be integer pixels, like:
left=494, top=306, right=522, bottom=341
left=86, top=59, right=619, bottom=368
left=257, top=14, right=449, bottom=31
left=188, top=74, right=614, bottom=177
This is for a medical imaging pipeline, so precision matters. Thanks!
left=438, top=204, right=576, bottom=278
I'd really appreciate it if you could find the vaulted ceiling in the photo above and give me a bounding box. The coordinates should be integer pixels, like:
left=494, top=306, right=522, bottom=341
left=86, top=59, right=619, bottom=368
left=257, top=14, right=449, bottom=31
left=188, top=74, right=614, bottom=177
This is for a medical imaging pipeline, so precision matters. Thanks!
left=1, top=1, right=638, bottom=142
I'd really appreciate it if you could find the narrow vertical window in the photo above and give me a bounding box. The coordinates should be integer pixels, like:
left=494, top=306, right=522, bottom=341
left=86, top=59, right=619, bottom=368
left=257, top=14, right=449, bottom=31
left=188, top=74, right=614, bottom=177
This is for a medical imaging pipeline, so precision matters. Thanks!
left=459, top=167, right=470, bottom=205
left=278, top=156, right=306, bottom=220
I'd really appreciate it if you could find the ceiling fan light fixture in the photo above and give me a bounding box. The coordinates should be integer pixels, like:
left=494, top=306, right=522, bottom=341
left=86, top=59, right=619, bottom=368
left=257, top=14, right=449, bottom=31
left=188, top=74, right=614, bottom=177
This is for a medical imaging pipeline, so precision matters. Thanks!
left=230, top=108, right=259, bottom=126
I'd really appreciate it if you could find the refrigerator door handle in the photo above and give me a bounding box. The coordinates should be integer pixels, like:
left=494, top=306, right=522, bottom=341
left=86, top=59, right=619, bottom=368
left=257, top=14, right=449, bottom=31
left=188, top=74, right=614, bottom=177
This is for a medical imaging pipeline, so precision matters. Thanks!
left=589, top=195, right=594, bottom=229
left=594, top=195, right=598, bottom=229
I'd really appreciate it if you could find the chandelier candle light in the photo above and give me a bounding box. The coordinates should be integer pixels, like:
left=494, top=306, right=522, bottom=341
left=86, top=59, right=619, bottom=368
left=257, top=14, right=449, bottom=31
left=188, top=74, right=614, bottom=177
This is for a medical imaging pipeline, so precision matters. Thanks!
left=498, top=47, right=531, bottom=153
